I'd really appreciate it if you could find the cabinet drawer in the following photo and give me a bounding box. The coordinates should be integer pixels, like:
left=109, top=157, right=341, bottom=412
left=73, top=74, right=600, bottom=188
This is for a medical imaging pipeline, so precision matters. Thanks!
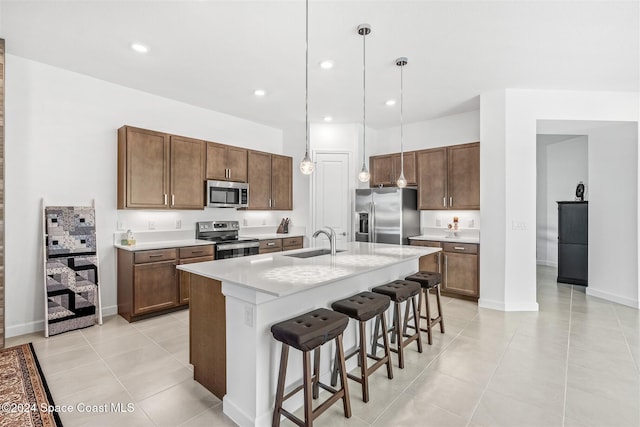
left=282, top=236, right=303, bottom=248
left=259, top=247, right=283, bottom=254
left=410, top=240, right=442, bottom=248
left=134, top=248, right=177, bottom=264
left=179, top=245, right=214, bottom=259
left=260, top=239, right=282, bottom=250
left=442, top=243, right=478, bottom=254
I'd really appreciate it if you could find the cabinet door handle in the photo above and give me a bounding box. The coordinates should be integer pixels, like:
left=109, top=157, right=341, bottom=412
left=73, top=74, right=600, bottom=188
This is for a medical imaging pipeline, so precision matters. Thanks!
left=450, top=196, right=453, bottom=206
left=228, top=168, right=231, bottom=180
left=172, top=194, right=175, bottom=206
left=149, top=254, right=164, bottom=258
left=190, top=250, right=204, bottom=254
left=164, top=194, right=168, bottom=205
left=267, top=242, right=276, bottom=246
left=443, top=197, right=446, bottom=207
left=269, top=199, right=272, bottom=208
left=437, top=253, right=441, bottom=273
left=454, top=246, right=465, bottom=251
left=273, top=199, right=276, bottom=208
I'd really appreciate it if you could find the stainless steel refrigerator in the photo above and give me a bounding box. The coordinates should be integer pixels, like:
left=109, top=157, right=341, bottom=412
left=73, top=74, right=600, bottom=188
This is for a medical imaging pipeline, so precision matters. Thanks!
left=354, top=188, right=420, bottom=245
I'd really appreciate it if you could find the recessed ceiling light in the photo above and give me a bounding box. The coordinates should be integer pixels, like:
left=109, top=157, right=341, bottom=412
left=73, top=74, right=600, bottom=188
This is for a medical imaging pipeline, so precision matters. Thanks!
left=319, top=60, right=334, bottom=70
left=130, top=43, right=149, bottom=53
left=323, top=116, right=333, bottom=122
left=254, top=89, right=266, bottom=96
left=385, top=99, right=396, bottom=106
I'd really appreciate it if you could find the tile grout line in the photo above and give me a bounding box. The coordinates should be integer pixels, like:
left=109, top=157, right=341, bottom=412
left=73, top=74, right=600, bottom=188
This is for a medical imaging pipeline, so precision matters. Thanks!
left=561, top=284, right=574, bottom=427
left=613, top=304, right=640, bottom=375
left=463, top=311, right=518, bottom=427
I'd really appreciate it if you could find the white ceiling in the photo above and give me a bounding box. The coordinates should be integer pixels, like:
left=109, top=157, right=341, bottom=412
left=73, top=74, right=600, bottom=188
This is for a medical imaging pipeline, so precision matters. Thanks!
left=0, top=0, right=637, bottom=130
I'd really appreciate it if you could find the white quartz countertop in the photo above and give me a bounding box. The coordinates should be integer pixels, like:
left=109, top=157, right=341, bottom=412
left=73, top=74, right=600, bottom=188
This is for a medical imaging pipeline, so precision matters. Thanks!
left=240, top=232, right=305, bottom=240
left=114, top=239, right=214, bottom=252
left=177, top=242, right=439, bottom=297
left=410, top=234, right=480, bottom=244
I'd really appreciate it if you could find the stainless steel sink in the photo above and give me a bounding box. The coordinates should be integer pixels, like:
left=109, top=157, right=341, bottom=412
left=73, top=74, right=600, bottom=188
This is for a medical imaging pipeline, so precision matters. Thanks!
left=284, top=249, right=345, bottom=258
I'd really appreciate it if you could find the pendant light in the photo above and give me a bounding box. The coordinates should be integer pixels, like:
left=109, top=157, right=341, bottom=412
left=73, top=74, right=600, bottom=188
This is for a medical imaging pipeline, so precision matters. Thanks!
left=396, top=57, right=408, bottom=188
left=357, top=24, right=371, bottom=183
left=299, top=0, right=314, bottom=175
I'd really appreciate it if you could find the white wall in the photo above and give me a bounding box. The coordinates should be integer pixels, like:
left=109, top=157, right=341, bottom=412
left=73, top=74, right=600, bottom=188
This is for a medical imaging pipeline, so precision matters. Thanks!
left=5, top=55, right=285, bottom=336
left=536, top=135, right=588, bottom=267
left=373, top=110, right=480, bottom=154
left=480, top=89, right=639, bottom=311
left=587, top=123, right=638, bottom=306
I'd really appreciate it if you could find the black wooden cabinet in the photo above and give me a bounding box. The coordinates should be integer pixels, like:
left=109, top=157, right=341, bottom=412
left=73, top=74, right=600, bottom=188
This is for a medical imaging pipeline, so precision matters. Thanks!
left=557, top=201, right=588, bottom=286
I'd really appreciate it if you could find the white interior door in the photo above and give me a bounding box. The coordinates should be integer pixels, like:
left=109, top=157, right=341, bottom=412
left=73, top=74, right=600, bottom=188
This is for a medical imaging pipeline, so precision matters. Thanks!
left=312, top=152, right=352, bottom=248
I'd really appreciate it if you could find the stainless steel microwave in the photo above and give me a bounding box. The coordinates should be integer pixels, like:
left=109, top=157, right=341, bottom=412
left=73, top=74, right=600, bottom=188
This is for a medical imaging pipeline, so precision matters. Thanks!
left=206, top=180, right=249, bottom=208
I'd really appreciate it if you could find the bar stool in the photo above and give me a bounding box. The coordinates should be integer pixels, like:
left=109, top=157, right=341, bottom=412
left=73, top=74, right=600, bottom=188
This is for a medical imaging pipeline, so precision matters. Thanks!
left=329, top=291, right=393, bottom=402
left=271, top=308, right=351, bottom=427
left=371, top=280, right=422, bottom=369
left=405, top=271, right=445, bottom=345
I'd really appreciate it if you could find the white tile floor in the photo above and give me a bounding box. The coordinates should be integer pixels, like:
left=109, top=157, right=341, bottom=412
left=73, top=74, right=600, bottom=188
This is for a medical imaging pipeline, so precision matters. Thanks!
left=6, top=266, right=640, bottom=426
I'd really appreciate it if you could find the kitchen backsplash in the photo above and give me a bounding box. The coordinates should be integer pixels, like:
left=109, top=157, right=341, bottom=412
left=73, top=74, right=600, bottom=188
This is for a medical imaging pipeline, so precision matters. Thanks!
left=420, top=210, right=480, bottom=231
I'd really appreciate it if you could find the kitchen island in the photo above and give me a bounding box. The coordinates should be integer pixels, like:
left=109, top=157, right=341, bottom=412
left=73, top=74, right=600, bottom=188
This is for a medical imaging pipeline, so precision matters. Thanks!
left=178, top=241, right=439, bottom=427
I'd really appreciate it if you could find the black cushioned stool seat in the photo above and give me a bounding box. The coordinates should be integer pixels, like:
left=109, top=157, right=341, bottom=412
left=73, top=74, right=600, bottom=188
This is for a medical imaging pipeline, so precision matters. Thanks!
left=329, top=292, right=393, bottom=402
left=271, top=308, right=351, bottom=427
left=405, top=271, right=445, bottom=345
left=371, top=280, right=422, bottom=369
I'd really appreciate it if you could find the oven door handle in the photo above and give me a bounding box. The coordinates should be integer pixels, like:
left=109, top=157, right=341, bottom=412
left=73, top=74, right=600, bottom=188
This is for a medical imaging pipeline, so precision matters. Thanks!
left=216, top=242, right=260, bottom=251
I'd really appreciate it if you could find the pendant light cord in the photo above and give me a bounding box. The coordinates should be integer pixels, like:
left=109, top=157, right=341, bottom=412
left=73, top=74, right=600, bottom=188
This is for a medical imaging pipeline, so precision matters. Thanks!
left=305, top=0, right=309, bottom=156
left=400, top=61, right=404, bottom=172
left=362, top=30, right=366, bottom=166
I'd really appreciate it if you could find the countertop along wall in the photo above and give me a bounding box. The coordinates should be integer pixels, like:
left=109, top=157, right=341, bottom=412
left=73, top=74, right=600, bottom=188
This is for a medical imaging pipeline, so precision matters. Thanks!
left=4, top=55, right=286, bottom=336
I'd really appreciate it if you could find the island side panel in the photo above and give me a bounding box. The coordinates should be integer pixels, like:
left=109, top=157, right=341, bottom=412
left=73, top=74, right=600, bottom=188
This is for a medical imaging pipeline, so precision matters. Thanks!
left=221, top=257, right=419, bottom=427
left=189, top=273, right=226, bottom=399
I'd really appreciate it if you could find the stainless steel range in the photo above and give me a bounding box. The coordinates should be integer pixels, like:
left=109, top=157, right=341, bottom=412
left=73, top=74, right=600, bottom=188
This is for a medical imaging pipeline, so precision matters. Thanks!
left=196, top=221, right=260, bottom=259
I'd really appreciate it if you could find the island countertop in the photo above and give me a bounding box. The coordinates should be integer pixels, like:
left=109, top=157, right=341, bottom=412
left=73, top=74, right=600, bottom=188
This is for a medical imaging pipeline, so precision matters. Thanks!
left=177, top=241, right=439, bottom=298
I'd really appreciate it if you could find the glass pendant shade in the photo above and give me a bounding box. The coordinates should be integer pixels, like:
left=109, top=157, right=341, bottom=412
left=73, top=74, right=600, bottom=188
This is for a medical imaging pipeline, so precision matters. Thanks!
left=300, top=151, right=314, bottom=175
left=396, top=172, right=407, bottom=188
left=358, top=163, right=370, bottom=182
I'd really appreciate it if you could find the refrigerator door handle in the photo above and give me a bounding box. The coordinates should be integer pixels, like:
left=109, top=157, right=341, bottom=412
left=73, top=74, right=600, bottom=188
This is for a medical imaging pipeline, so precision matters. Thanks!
left=370, top=202, right=375, bottom=243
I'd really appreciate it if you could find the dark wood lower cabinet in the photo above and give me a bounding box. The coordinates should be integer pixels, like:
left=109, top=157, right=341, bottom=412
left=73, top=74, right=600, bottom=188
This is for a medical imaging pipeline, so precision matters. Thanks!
left=410, top=240, right=479, bottom=301
left=189, top=274, right=226, bottom=399
left=117, top=245, right=214, bottom=322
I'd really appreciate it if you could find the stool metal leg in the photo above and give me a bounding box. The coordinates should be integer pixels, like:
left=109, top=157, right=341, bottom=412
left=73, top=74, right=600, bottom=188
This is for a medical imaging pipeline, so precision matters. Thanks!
left=272, top=344, right=289, bottom=427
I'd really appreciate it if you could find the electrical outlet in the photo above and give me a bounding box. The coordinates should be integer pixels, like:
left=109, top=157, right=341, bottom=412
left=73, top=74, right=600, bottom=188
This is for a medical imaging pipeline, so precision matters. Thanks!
left=435, top=218, right=441, bottom=227
left=243, top=218, right=248, bottom=226
left=117, top=221, right=124, bottom=230
left=512, top=221, right=527, bottom=230
left=244, top=305, right=254, bottom=327
left=175, top=219, right=182, bottom=229
left=148, top=221, right=155, bottom=230
left=468, top=219, right=474, bottom=228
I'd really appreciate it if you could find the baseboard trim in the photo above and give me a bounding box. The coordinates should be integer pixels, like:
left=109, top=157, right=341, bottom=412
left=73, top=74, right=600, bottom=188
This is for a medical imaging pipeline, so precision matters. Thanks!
left=6, top=305, right=118, bottom=338
left=536, top=260, right=558, bottom=268
left=585, top=288, right=639, bottom=309
left=478, top=298, right=539, bottom=312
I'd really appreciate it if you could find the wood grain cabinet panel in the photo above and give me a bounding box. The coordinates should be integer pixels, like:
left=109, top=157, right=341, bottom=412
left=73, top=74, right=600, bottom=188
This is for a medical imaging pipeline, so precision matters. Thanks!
left=247, top=151, right=293, bottom=210
left=118, top=126, right=205, bottom=210
left=132, top=260, right=177, bottom=315
left=271, top=154, right=292, bottom=210
left=206, top=142, right=248, bottom=183
left=370, top=152, right=416, bottom=187
left=443, top=251, right=478, bottom=298
left=416, top=142, right=479, bottom=210
left=118, top=127, right=170, bottom=209
left=410, top=240, right=441, bottom=272
left=448, top=143, right=480, bottom=209
left=417, top=148, right=447, bottom=209
left=179, top=254, right=215, bottom=304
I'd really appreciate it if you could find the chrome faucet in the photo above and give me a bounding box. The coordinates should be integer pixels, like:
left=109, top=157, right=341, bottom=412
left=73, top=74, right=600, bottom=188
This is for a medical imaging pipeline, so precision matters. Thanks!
left=312, top=226, right=337, bottom=255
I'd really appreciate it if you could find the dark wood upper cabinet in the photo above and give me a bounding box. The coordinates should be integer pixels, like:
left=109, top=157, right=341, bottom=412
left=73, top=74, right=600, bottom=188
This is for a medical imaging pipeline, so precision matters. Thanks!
left=370, top=151, right=416, bottom=187
left=417, top=142, right=479, bottom=210
left=271, top=154, right=292, bottom=210
left=206, top=142, right=247, bottom=183
left=118, top=126, right=204, bottom=210
left=170, top=135, right=206, bottom=209
left=247, top=151, right=293, bottom=210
